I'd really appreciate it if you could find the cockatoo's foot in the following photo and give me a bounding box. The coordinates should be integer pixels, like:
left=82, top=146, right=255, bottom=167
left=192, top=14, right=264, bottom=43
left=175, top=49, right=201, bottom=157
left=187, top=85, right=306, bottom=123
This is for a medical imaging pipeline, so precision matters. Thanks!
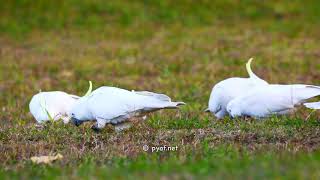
left=114, top=122, right=132, bottom=132
left=71, top=118, right=83, bottom=127
left=91, top=124, right=102, bottom=133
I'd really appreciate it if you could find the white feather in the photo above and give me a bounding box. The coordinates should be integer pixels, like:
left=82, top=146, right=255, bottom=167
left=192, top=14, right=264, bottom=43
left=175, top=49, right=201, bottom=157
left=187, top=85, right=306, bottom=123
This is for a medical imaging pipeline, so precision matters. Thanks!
left=304, top=102, right=320, bottom=109
left=227, top=84, right=320, bottom=118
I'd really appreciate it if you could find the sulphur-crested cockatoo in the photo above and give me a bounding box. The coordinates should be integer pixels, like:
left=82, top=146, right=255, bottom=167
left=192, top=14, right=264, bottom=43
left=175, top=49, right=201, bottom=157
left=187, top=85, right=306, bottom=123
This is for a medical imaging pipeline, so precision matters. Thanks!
left=29, top=81, right=92, bottom=124
left=206, top=58, right=268, bottom=119
left=70, top=86, right=185, bottom=132
left=226, top=84, right=320, bottom=118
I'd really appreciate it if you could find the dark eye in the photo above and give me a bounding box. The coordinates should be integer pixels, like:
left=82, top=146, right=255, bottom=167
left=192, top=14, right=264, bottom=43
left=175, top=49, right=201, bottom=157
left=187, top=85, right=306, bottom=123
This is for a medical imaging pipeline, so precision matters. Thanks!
left=71, top=113, right=75, bottom=116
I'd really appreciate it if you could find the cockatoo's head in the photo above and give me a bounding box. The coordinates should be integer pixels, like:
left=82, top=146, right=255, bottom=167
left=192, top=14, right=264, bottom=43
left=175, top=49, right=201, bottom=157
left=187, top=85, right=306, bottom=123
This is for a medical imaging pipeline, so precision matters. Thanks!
left=34, top=91, right=79, bottom=124
left=226, top=100, right=242, bottom=118
left=70, top=81, right=93, bottom=126
left=70, top=97, right=91, bottom=124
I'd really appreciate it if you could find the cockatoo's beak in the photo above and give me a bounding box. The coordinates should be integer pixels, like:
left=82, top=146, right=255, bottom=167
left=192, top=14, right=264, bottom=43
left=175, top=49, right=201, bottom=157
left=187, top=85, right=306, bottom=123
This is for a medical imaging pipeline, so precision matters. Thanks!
left=83, top=81, right=93, bottom=97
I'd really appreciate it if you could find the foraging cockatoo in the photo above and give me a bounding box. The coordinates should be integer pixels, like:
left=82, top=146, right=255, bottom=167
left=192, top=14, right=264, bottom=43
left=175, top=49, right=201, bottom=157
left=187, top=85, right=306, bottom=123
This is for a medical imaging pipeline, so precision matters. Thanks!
left=29, top=81, right=92, bottom=124
left=206, top=58, right=268, bottom=119
left=226, top=85, right=320, bottom=118
left=70, top=86, right=185, bottom=132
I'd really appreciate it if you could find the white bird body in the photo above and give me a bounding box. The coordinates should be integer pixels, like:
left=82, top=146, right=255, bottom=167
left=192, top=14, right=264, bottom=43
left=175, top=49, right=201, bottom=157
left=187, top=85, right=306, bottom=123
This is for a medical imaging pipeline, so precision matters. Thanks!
left=226, top=84, right=320, bottom=118
left=29, top=91, right=79, bottom=123
left=207, top=58, right=268, bottom=118
left=70, top=86, right=185, bottom=131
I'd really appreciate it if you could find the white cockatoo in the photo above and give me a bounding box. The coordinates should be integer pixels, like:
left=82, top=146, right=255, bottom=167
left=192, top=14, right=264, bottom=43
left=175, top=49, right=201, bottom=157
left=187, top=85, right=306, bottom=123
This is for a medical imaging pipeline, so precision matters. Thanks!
left=29, top=81, right=93, bottom=124
left=206, top=58, right=268, bottom=119
left=70, top=86, right=185, bottom=132
left=226, top=84, right=320, bottom=118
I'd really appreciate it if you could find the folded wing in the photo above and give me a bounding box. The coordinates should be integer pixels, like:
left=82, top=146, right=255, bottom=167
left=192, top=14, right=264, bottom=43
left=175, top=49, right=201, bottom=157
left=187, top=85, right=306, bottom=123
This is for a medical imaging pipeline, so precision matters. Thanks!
left=227, top=85, right=320, bottom=118
left=87, top=87, right=184, bottom=123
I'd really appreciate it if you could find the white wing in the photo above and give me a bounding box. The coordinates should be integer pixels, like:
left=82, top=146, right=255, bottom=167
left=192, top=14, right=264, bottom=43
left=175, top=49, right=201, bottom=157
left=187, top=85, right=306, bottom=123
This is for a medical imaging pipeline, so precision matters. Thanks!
left=229, top=85, right=320, bottom=118
left=87, top=87, right=184, bottom=123
left=132, top=90, right=171, bottom=101
left=29, top=91, right=78, bottom=123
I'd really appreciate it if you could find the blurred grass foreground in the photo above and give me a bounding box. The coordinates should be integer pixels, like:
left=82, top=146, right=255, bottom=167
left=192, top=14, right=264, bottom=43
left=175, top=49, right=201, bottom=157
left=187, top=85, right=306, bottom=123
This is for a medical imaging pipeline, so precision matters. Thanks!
left=1, top=1, right=320, bottom=179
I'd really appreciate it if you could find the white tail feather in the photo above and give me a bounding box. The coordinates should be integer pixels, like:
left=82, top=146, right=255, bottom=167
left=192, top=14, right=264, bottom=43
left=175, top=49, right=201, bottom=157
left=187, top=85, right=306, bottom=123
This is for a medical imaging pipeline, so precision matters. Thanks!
left=162, top=101, right=186, bottom=109
left=304, top=102, right=320, bottom=110
left=293, top=85, right=320, bottom=103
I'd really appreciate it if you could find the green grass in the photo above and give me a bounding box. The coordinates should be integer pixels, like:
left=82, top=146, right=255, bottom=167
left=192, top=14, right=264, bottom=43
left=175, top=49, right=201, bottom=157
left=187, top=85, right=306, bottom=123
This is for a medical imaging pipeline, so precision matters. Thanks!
left=1, top=0, right=320, bottom=179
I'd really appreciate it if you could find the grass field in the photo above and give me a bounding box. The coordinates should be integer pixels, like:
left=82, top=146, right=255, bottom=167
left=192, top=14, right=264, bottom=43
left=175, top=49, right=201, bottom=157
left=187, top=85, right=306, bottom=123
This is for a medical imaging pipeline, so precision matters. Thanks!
left=1, top=0, right=320, bottom=179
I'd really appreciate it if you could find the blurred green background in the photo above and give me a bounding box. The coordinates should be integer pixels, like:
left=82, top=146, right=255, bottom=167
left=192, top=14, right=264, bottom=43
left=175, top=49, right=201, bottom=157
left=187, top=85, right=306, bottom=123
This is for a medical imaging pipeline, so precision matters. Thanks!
left=1, top=1, right=320, bottom=179
left=1, top=0, right=320, bottom=36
